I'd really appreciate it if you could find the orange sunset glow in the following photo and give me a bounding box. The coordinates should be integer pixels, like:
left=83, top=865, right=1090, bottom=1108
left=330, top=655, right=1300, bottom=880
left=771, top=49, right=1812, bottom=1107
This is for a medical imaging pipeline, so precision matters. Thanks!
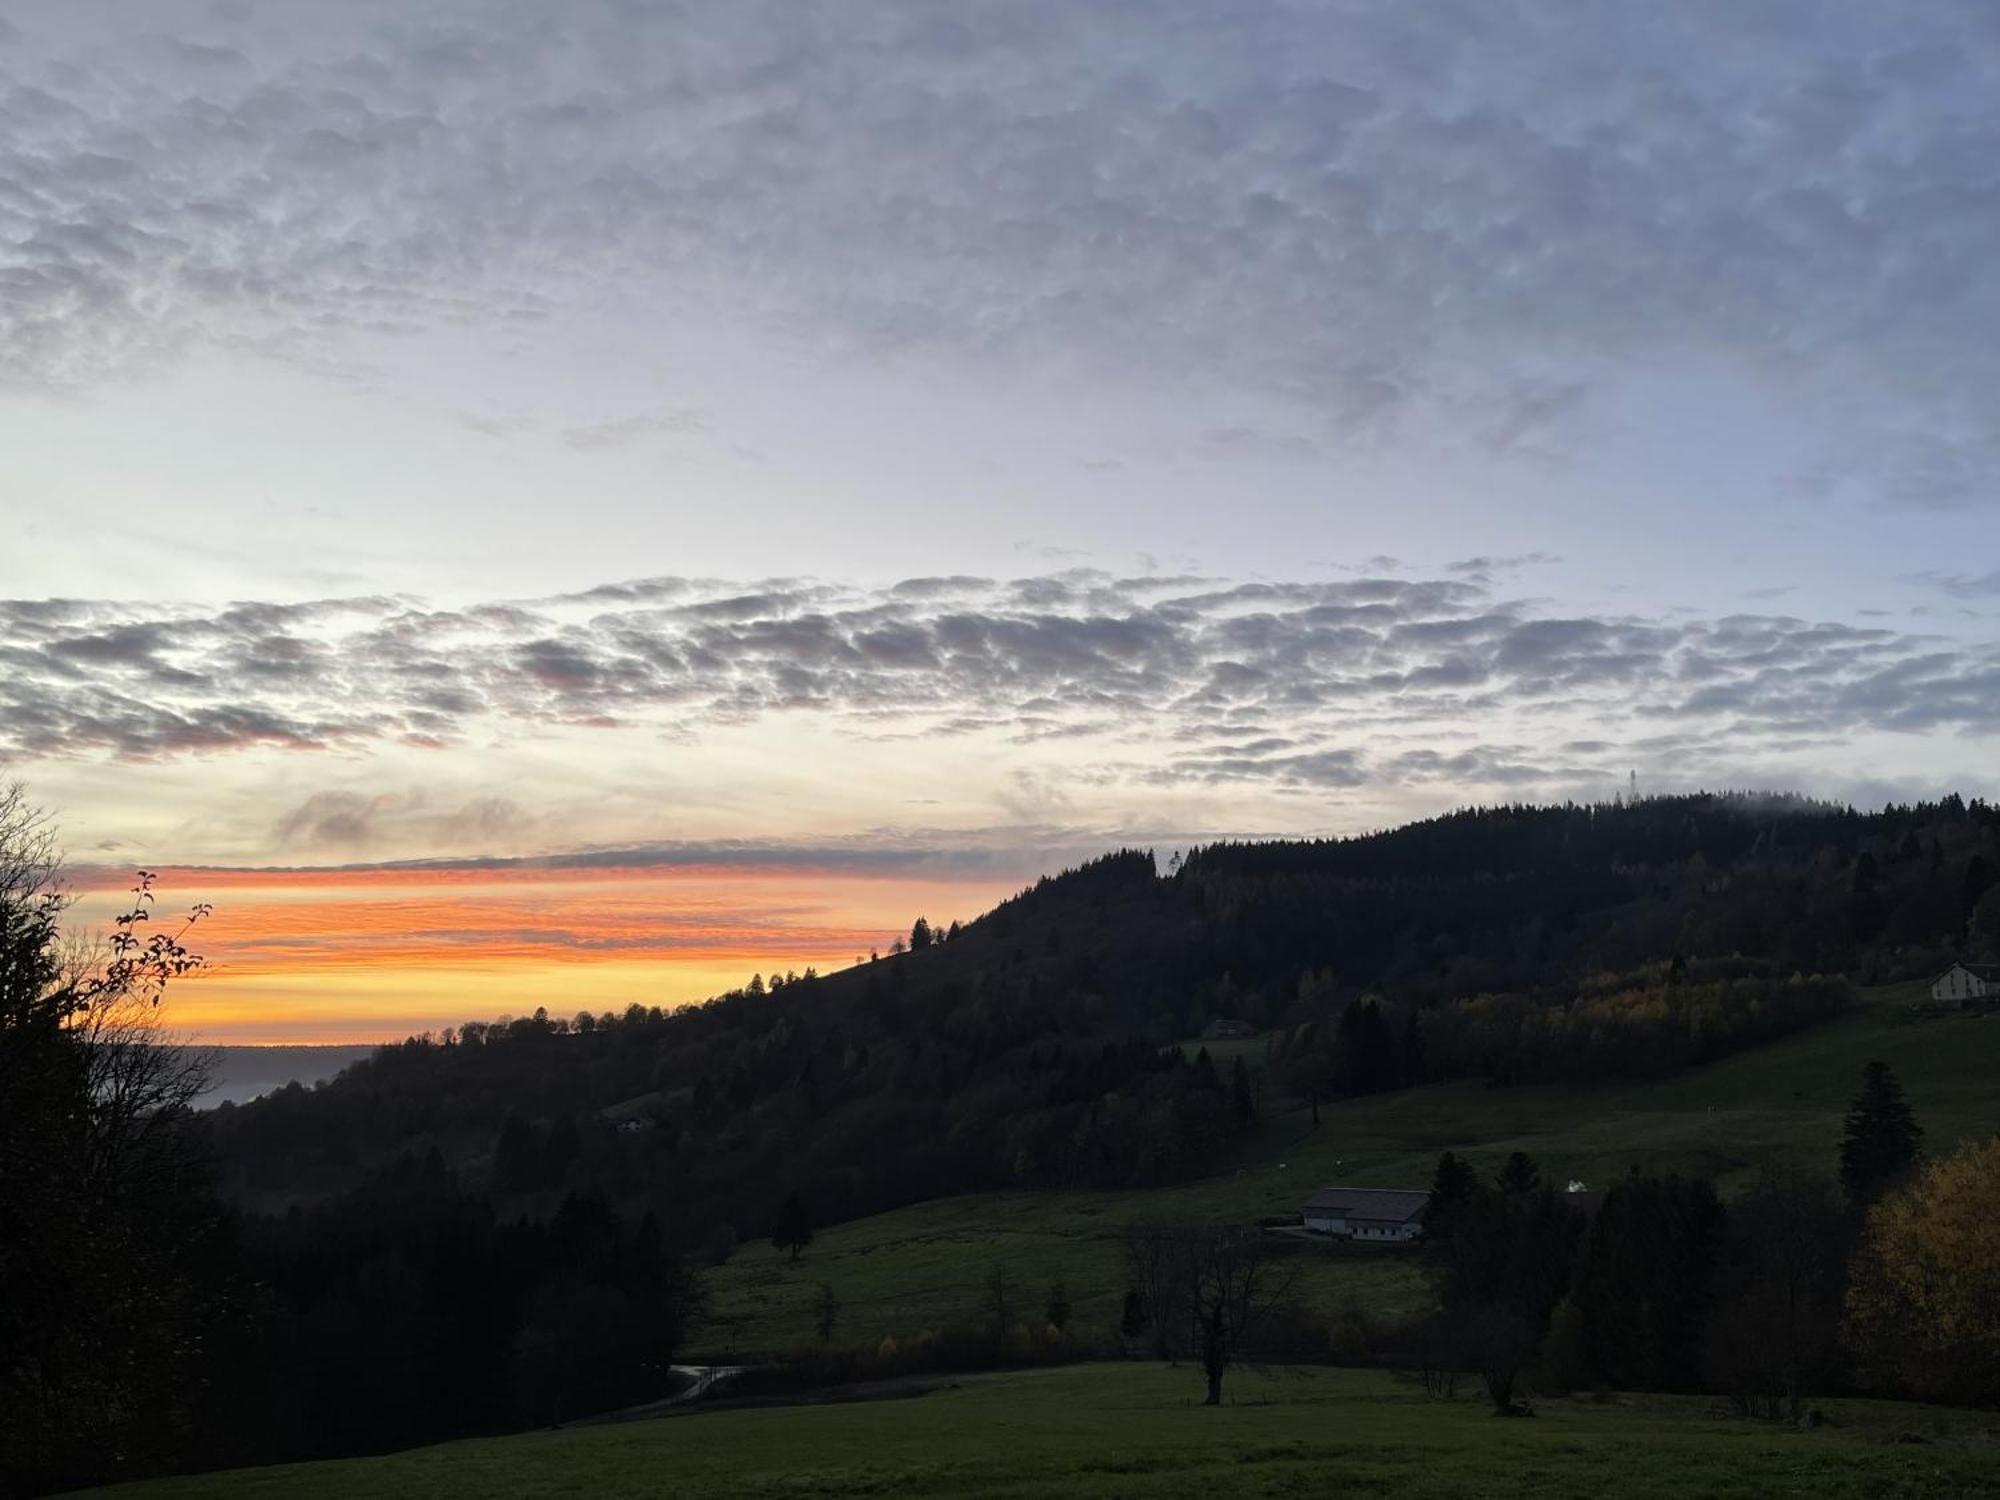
left=64, top=864, right=1022, bottom=1043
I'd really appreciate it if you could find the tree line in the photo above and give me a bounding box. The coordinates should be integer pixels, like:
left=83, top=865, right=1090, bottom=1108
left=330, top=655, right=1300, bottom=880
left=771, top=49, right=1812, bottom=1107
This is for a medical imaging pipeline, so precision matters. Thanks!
left=1272, top=962, right=1855, bottom=1099
left=199, top=1159, right=701, bottom=1467
left=1404, top=1060, right=2000, bottom=1416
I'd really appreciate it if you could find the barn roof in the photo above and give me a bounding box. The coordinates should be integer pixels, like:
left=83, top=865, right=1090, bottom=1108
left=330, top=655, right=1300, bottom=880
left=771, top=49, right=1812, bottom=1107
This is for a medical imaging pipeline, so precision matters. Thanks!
left=1303, top=1187, right=1429, bottom=1224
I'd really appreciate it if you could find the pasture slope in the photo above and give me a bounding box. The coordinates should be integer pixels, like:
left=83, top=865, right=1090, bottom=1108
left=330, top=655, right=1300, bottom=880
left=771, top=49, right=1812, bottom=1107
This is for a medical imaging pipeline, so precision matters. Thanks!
left=701, top=979, right=1998, bottom=1354
left=93, top=1363, right=2000, bottom=1499
left=88, top=980, right=2000, bottom=1500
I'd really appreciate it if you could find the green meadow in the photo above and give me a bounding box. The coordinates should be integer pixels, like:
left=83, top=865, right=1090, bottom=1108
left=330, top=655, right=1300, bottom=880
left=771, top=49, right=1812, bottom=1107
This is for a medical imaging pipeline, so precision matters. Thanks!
left=86, top=982, right=2000, bottom=1499
left=701, top=980, right=2000, bottom=1355
left=97, top=1362, right=2000, bottom=1500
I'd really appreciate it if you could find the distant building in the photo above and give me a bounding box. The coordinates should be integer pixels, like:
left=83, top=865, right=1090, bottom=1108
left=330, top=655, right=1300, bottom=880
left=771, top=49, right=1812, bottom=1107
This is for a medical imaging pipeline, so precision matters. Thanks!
left=1201, top=1019, right=1257, bottom=1041
left=1930, top=962, right=1998, bottom=1004
left=1302, top=1187, right=1428, bottom=1243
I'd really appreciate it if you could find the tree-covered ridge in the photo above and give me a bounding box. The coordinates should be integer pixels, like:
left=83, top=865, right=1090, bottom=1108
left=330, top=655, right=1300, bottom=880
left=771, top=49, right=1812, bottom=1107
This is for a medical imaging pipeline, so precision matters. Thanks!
left=207, top=793, right=1998, bottom=1253
left=1177, top=792, right=1998, bottom=1011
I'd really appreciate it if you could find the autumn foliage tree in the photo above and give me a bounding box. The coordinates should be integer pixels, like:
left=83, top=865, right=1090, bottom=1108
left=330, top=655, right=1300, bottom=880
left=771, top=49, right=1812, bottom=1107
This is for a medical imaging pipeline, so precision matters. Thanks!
left=1847, top=1137, right=2000, bottom=1404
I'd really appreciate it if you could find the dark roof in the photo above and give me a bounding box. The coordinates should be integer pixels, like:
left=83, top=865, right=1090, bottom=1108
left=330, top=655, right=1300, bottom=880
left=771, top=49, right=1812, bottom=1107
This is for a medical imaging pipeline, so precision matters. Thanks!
left=1935, top=962, right=2000, bottom=980
left=1303, top=1187, right=1429, bottom=1224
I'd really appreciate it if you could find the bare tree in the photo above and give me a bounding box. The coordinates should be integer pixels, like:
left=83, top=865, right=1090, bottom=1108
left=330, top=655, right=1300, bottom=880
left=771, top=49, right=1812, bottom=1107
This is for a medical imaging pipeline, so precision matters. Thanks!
left=1128, top=1224, right=1295, bottom=1404
left=978, top=1261, right=1014, bottom=1340
left=1123, top=1224, right=1189, bottom=1362
left=1457, top=1304, right=1538, bottom=1415
left=1412, top=1311, right=1460, bottom=1399
left=0, top=783, right=57, bottom=901
left=814, top=1282, right=840, bottom=1345
left=1181, top=1226, right=1294, bottom=1405
left=76, top=984, right=218, bottom=1185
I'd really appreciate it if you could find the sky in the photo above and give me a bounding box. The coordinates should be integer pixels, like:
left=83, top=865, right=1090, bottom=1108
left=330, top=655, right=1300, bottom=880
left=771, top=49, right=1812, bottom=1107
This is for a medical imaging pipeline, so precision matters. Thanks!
left=4, top=1, right=1998, bottom=1040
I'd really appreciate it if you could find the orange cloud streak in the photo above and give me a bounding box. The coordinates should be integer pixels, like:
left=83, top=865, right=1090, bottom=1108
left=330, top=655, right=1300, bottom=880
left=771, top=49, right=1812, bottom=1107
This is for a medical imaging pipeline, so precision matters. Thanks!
left=63, top=865, right=1019, bottom=1044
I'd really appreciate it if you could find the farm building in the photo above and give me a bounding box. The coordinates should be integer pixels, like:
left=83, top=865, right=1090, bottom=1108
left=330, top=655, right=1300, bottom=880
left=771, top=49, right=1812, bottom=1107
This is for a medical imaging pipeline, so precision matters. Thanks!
left=1930, top=962, right=1997, bottom=1003
left=1200, top=1018, right=1258, bottom=1040
left=1302, top=1186, right=1428, bottom=1243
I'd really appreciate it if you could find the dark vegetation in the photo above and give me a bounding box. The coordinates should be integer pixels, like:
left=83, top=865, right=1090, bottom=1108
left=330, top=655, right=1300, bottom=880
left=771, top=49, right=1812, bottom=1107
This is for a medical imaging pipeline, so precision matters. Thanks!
left=197, top=1163, right=700, bottom=1466
left=1374, top=1074, right=1978, bottom=1426
left=210, top=793, right=1999, bottom=1240
left=0, top=789, right=221, bottom=1497
left=6, top=790, right=2000, bottom=1492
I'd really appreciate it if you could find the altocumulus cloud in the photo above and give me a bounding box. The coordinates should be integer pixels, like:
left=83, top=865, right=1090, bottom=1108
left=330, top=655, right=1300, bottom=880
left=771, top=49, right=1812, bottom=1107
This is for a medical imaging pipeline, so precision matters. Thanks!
left=2, top=573, right=1995, bottom=799
left=3, top=1, right=1999, bottom=501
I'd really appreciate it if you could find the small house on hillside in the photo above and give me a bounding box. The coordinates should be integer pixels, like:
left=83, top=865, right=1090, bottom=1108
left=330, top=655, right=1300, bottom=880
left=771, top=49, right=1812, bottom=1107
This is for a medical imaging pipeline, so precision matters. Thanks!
left=1930, top=962, right=1997, bottom=1004
left=1302, top=1187, right=1428, bottom=1243
left=1201, top=1018, right=1257, bottom=1041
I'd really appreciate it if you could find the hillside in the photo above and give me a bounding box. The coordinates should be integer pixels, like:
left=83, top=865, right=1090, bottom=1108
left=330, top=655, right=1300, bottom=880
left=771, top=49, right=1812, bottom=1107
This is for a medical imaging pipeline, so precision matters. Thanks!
left=205, top=793, right=2000, bottom=1246
left=92, top=1363, right=2000, bottom=1500
left=159, top=793, right=2000, bottom=1475
left=698, top=978, right=1998, bottom=1355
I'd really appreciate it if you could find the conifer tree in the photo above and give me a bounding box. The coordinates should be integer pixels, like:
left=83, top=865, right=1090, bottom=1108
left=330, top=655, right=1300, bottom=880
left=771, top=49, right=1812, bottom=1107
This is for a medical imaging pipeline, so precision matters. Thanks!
left=1498, top=1150, right=1540, bottom=1196
left=1427, top=1150, right=1478, bottom=1244
left=1230, top=1055, right=1255, bottom=1127
left=1193, top=1046, right=1221, bottom=1094
left=1400, top=1007, right=1425, bottom=1086
left=1840, top=1061, right=1923, bottom=1205
left=542, top=1114, right=580, bottom=1188
left=1571, top=1171, right=1723, bottom=1391
left=494, top=1114, right=539, bottom=1192
left=772, top=1190, right=813, bottom=1261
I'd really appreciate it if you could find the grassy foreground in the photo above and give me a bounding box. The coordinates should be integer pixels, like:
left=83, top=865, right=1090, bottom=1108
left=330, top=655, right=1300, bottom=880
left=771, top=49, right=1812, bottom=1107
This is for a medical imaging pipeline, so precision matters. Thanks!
left=97, top=1362, right=2000, bottom=1499
left=703, top=981, right=2000, bottom=1354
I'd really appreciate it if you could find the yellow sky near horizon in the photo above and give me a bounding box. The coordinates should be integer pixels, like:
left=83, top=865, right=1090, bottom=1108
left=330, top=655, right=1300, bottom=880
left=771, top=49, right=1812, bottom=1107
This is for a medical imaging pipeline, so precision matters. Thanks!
left=64, top=864, right=1021, bottom=1044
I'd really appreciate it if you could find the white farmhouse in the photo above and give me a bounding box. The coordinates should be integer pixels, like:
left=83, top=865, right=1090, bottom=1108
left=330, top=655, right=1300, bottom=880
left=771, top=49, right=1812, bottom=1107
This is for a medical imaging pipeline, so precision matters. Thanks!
left=1302, top=1186, right=1428, bottom=1243
left=1930, top=962, right=1997, bottom=1003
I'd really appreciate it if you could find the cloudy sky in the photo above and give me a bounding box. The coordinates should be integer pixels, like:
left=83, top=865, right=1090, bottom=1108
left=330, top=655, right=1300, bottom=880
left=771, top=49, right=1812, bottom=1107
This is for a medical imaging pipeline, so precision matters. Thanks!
left=4, top=1, right=1997, bottom=1038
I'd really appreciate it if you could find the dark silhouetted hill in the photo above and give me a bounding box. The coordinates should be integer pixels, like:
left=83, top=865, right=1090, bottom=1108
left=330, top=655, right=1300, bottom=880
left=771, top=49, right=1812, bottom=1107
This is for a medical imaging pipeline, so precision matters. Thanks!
left=206, top=793, right=1998, bottom=1244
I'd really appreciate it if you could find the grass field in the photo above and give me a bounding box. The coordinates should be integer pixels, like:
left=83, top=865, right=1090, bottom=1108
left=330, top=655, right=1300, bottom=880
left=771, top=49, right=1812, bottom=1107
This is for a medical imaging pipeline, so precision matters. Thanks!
left=96, top=1361, right=2000, bottom=1499
left=700, top=981, right=2000, bottom=1355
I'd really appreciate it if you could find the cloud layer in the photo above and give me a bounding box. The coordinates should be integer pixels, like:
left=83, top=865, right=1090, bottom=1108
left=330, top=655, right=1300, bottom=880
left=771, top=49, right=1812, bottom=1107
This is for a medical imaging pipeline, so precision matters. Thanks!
left=5, top=2, right=2000, bottom=499
left=5, top=572, right=1994, bottom=807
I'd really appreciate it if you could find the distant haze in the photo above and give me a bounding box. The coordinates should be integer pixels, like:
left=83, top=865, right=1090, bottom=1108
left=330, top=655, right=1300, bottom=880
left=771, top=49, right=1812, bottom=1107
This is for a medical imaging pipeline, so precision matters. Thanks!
left=200, top=1046, right=380, bottom=1108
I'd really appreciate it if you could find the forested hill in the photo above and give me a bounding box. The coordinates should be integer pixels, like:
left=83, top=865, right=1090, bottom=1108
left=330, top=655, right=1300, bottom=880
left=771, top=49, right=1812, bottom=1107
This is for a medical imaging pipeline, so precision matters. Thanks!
left=207, top=793, right=2000, bottom=1244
